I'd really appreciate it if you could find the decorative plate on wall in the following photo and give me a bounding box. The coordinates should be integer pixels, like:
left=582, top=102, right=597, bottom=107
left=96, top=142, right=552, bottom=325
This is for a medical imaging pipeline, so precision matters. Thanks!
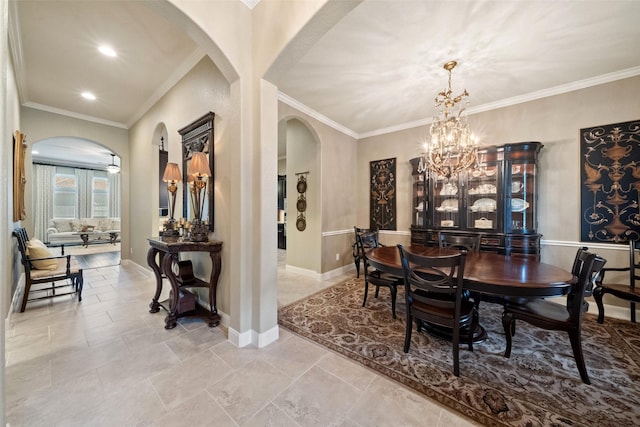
left=297, top=176, right=307, bottom=193
left=296, top=215, right=306, bottom=231
left=296, top=195, right=307, bottom=212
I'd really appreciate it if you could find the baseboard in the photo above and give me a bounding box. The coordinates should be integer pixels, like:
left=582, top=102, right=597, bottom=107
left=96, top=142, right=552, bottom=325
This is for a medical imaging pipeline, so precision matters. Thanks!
left=228, top=324, right=279, bottom=348
left=285, top=263, right=355, bottom=281
left=122, top=259, right=153, bottom=277
left=321, top=263, right=355, bottom=281
left=285, top=264, right=321, bottom=280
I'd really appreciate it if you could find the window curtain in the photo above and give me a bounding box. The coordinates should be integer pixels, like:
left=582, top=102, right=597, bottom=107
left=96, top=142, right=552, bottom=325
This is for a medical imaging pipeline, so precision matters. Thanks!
left=108, top=172, right=121, bottom=217
left=75, top=168, right=92, bottom=218
left=33, top=164, right=56, bottom=242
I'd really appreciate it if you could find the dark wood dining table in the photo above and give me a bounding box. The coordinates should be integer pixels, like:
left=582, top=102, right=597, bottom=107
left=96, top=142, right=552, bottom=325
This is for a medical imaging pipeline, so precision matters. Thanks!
left=367, top=245, right=576, bottom=341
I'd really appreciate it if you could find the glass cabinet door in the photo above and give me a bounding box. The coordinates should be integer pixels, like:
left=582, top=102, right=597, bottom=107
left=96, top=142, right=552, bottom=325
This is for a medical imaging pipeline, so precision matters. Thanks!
left=431, top=174, right=461, bottom=229
left=466, top=163, right=500, bottom=232
left=507, top=161, right=537, bottom=233
left=504, top=142, right=542, bottom=234
left=410, top=157, right=428, bottom=228
left=413, top=172, right=427, bottom=227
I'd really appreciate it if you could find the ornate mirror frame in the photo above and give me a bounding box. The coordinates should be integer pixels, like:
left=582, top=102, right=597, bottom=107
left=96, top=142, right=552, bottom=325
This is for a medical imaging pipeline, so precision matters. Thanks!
left=178, top=112, right=215, bottom=231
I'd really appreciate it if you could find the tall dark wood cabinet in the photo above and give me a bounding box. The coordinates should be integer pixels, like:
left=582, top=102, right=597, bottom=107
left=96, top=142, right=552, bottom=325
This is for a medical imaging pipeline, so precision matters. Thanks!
left=410, top=142, right=543, bottom=258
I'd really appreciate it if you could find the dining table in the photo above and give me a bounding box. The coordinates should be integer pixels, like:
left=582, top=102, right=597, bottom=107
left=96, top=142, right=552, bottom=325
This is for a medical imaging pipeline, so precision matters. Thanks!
left=366, top=245, right=577, bottom=341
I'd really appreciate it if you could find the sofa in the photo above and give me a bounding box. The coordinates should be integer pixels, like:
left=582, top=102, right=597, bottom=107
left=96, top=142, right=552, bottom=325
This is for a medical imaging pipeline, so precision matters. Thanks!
left=46, top=217, right=121, bottom=245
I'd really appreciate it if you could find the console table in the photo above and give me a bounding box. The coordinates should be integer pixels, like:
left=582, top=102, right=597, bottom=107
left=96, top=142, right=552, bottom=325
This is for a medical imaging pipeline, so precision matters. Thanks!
left=147, top=236, right=223, bottom=329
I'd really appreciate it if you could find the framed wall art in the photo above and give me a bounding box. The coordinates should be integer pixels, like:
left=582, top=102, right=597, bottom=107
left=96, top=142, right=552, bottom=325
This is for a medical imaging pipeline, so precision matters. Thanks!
left=13, top=131, right=27, bottom=222
left=370, top=157, right=397, bottom=230
left=580, top=119, right=640, bottom=243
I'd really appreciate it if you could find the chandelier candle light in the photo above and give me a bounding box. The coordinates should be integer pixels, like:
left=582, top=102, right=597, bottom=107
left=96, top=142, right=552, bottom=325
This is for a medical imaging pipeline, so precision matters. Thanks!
left=161, top=162, right=182, bottom=236
left=424, top=60, right=477, bottom=179
left=187, top=152, right=211, bottom=242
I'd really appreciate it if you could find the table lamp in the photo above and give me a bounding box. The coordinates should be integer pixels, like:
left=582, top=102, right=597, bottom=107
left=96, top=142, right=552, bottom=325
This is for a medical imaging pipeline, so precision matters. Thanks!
left=162, top=162, right=182, bottom=236
left=187, top=152, right=211, bottom=242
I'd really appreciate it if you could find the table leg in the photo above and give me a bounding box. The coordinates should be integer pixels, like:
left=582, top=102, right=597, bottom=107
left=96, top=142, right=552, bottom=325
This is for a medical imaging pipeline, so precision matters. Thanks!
left=162, top=252, right=180, bottom=329
left=109, top=232, right=118, bottom=244
left=208, top=251, right=222, bottom=327
left=147, top=247, right=163, bottom=313
left=80, top=233, right=89, bottom=247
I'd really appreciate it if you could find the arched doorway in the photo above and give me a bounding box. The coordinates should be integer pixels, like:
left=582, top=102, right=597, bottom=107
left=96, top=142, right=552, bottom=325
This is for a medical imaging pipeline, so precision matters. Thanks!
left=30, top=137, right=121, bottom=264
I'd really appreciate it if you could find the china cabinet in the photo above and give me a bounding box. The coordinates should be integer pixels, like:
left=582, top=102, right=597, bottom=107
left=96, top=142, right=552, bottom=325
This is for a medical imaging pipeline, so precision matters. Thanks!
left=410, top=142, right=543, bottom=258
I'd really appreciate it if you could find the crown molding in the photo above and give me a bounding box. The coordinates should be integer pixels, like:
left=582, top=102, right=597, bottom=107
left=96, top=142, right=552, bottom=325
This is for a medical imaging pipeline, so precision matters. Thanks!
left=127, top=48, right=206, bottom=128
left=467, top=66, right=640, bottom=116
left=283, top=66, right=640, bottom=141
left=277, top=91, right=359, bottom=139
left=8, top=1, right=28, bottom=104
left=24, top=102, right=128, bottom=129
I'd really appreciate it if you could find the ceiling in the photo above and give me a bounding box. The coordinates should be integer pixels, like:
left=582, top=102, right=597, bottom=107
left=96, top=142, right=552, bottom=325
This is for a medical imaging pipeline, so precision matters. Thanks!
left=12, top=0, right=640, bottom=165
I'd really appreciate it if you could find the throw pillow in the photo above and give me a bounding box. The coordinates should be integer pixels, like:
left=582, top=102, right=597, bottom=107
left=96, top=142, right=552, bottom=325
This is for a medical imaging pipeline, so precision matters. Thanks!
left=52, top=219, right=72, bottom=232
left=26, top=239, right=58, bottom=270
left=70, top=220, right=83, bottom=232
left=110, top=219, right=121, bottom=230
left=98, top=219, right=112, bottom=231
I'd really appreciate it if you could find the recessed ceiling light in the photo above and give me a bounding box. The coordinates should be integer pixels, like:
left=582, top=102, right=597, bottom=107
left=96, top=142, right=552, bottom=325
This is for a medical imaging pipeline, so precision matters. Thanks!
left=98, top=45, right=117, bottom=57
left=81, top=92, right=96, bottom=101
left=31, top=150, right=39, bottom=155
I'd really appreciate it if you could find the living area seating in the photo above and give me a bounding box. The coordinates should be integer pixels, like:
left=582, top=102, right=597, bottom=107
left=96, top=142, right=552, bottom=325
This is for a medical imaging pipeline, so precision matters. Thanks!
left=593, top=239, right=640, bottom=323
left=501, top=249, right=606, bottom=384
left=46, top=217, right=120, bottom=245
left=13, top=227, right=83, bottom=312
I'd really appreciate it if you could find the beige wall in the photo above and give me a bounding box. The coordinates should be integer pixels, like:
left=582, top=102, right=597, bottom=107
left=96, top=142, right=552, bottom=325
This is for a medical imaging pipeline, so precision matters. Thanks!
left=129, top=56, right=233, bottom=314
left=284, top=118, right=320, bottom=272
left=278, top=102, right=359, bottom=275
left=3, top=0, right=20, bottom=420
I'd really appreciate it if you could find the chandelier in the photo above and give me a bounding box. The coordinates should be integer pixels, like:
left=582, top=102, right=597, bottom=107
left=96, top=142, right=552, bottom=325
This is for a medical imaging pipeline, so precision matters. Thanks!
left=423, top=60, right=477, bottom=179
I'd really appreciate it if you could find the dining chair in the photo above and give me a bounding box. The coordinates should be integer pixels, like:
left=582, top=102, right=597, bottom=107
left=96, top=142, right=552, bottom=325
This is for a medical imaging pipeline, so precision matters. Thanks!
left=353, top=226, right=376, bottom=278
left=593, top=239, right=640, bottom=324
left=358, top=231, right=403, bottom=318
left=438, top=232, right=481, bottom=254
left=501, top=250, right=606, bottom=384
left=397, top=244, right=478, bottom=376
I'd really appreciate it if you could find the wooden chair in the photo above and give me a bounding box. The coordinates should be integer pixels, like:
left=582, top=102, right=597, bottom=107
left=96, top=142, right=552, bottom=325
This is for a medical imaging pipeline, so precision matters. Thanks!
left=398, top=244, right=478, bottom=376
left=501, top=250, right=606, bottom=384
left=353, top=226, right=376, bottom=278
left=438, top=232, right=481, bottom=254
left=358, top=231, right=403, bottom=318
left=593, top=239, right=640, bottom=323
left=13, top=227, right=83, bottom=312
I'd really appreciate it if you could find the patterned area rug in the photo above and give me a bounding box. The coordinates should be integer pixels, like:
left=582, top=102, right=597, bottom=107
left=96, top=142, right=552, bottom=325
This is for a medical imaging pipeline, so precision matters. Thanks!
left=278, top=278, right=640, bottom=427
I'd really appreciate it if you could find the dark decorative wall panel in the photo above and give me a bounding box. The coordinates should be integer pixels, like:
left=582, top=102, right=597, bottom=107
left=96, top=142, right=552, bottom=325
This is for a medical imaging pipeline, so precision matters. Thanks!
left=370, top=158, right=396, bottom=230
left=580, top=120, right=640, bottom=243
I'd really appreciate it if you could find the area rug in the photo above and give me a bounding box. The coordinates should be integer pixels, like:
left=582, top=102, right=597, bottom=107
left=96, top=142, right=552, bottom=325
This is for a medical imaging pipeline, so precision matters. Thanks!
left=278, top=278, right=640, bottom=427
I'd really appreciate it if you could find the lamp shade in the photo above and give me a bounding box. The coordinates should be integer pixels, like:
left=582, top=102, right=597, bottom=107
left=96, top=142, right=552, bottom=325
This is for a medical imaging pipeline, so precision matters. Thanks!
left=162, top=163, right=182, bottom=182
left=188, top=152, right=211, bottom=178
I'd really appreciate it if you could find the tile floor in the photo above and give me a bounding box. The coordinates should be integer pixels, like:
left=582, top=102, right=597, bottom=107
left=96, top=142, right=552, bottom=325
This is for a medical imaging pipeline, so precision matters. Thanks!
left=5, top=251, right=478, bottom=426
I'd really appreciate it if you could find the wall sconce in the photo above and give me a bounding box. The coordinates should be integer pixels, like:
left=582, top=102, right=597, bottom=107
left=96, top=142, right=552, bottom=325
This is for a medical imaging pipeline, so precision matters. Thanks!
left=161, top=162, right=182, bottom=236
left=187, top=152, right=211, bottom=242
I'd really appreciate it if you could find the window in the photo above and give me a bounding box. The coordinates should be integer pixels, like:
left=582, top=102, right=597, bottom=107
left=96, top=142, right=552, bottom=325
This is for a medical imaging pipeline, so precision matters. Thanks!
left=53, top=173, right=77, bottom=218
left=92, top=175, right=109, bottom=217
